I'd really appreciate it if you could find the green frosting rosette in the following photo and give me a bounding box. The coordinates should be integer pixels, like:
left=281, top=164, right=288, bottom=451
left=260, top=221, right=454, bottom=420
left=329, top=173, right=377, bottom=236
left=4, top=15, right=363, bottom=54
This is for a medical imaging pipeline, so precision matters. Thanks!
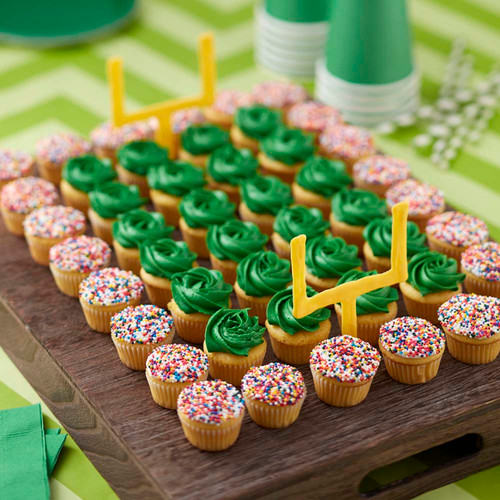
left=62, top=155, right=116, bottom=193
left=267, top=286, right=331, bottom=335
left=89, top=182, right=148, bottom=219
left=205, top=308, right=265, bottom=356
left=306, top=235, right=362, bottom=279
left=170, top=267, right=232, bottom=315
left=408, top=251, right=465, bottom=296
left=179, top=188, right=235, bottom=229
left=296, top=156, right=352, bottom=198
left=260, top=127, right=314, bottom=165
left=207, top=144, right=258, bottom=186
left=117, top=140, right=168, bottom=176
left=236, top=250, right=291, bottom=297
left=332, top=188, right=386, bottom=227
left=207, top=219, right=268, bottom=263
left=363, top=216, right=427, bottom=258
left=139, top=238, right=197, bottom=280
left=235, top=105, right=281, bottom=140
left=112, top=209, right=173, bottom=249
left=337, top=269, right=398, bottom=315
left=274, top=205, right=329, bottom=242
left=240, top=175, right=293, bottom=216
left=181, top=124, right=229, bottom=155
left=147, top=161, right=205, bottom=197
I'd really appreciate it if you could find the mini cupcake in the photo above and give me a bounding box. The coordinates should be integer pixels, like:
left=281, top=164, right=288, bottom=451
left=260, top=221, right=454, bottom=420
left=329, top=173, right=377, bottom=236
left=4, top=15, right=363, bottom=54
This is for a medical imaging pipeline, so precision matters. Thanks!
left=234, top=250, right=291, bottom=324
left=0, top=149, right=34, bottom=191
left=363, top=216, right=427, bottom=273
left=461, top=242, right=500, bottom=298
left=207, top=144, right=258, bottom=203
left=379, top=316, right=446, bottom=384
left=231, top=105, right=281, bottom=153
left=305, top=235, right=362, bottom=292
left=401, top=251, right=465, bottom=324
left=207, top=219, right=268, bottom=284
left=23, top=205, right=86, bottom=265
left=258, top=127, right=314, bottom=184
left=139, top=238, right=197, bottom=308
left=438, top=293, right=500, bottom=364
left=386, top=179, right=445, bottom=232
left=426, top=211, right=489, bottom=262
left=112, top=209, right=173, bottom=275
left=116, top=140, right=169, bottom=197
left=49, top=235, right=111, bottom=297
left=79, top=267, right=143, bottom=333
left=177, top=380, right=245, bottom=451
left=88, top=182, right=148, bottom=245
left=310, top=336, right=381, bottom=407
left=168, top=267, right=232, bottom=343
left=353, top=155, right=411, bottom=197
left=292, top=156, right=352, bottom=217
left=179, top=124, right=229, bottom=168
left=239, top=175, right=293, bottom=236
left=35, top=132, right=91, bottom=185
left=146, top=344, right=209, bottom=409
left=266, top=286, right=331, bottom=365
left=111, top=304, right=175, bottom=370
left=203, top=308, right=267, bottom=386
left=178, top=188, right=235, bottom=258
left=242, top=363, right=306, bottom=428
left=171, top=107, right=207, bottom=157
left=335, top=269, right=398, bottom=346
left=204, top=90, right=253, bottom=129
left=251, top=81, right=309, bottom=110
left=272, top=205, right=329, bottom=258
left=148, top=161, right=205, bottom=226
left=60, top=155, right=116, bottom=214
left=330, top=188, right=386, bottom=254
left=0, top=177, right=58, bottom=236
left=318, top=125, right=375, bottom=174
left=286, top=101, right=343, bottom=140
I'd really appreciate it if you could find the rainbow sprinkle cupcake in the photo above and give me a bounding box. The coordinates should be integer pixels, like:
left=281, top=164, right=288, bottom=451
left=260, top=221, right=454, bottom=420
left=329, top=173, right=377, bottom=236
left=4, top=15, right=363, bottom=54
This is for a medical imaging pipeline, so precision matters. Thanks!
left=251, top=81, right=309, bottom=109
left=286, top=101, right=343, bottom=137
left=461, top=242, right=500, bottom=298
left=0, top=149, right=34, bottom=189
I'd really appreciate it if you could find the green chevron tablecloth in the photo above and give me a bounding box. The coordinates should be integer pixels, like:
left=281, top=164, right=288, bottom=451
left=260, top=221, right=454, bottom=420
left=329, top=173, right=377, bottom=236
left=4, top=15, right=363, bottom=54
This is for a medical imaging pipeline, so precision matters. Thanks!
left=1, top=1, right=500, bottom=499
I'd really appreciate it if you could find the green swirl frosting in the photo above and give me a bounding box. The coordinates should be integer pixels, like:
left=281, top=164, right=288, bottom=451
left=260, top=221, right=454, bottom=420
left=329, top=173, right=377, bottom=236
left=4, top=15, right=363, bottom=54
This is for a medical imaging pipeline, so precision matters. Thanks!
left=363, top=216, right=427, bottom=258
left=260, top=127, right=314, bottom=165
left=235, top=105, right=281, bottom=140
left=179, top=188, right=235, bottom=228
left=332, top=188, right=386, bottom=227
left=408, top=250, right=465, bottom=296
left=207, top=144, right=258, bottom=186
left=181, top=124, right=228, bottom=155
left=337, top=269, right=398, bottom=315
left=89, top=182, right=148, bottom=219
left=170, top=267, right=232, bottom=315
left=267, top=286, right=331, bottom=335
left=306, top=235, right=362, bottom=279
left=112, top=209, right=173, bottom=249
left=240, top=175, right=293, bottom=216
left=63, top=155, right=116, bottom=193
left=205, top=308, right=265, bottom=356
left=117, top=141, right=168, bottom=176
left=236, top=250, right=291, bottom=297
left=296, top=156, right=352, bottom=198
left=147, top=161, right=205, bottom=197
left=139, top=238, right=196, bottom=279
left=274, top=205, right=329, bottom=242
left=207, top=220, right=268, bottom=262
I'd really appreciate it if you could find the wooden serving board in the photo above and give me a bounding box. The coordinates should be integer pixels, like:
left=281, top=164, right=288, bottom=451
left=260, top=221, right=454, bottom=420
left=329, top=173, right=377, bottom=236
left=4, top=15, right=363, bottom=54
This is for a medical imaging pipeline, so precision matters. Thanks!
left=1, top=221, right=499, bottom=500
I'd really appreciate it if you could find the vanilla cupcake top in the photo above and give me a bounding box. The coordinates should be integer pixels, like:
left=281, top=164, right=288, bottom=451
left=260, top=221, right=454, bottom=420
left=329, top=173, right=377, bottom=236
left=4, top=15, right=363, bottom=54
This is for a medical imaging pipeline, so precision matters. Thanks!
left=438, top=293, right=500, bottom=340
left=319, top=125, right=375, bottom=162
left=90, top=119, right=157, bottom=149
left=79, top=267, right=143, bottom=306
left=353, top=155, right=410, bottom=187
left=379, top=316, right=445, bottom=358
left=0, top=149, right=33, bottom=181
left=426, top=211, right=489, bottom=247
left=111, top=304, right=173, bottom=344
left=49, top=235, right=111, bottom=273
left=251, top=81, right=309, bottom=109
left=146, top=344, right=208, bottom=383
left=1, top=177, right=58, bottom=214
left=23, top=205, right=85, bottom=238
left=287, top=101, right=343, bottom=133
left=386, top=179, right=444, bottom=216
left=171, top=107, right=206, bottom=134
left=211, top=90, right=253, bottom=115
left=35, top=132, right=91, bottom=165
left=461, top=242, right=500, bottom=282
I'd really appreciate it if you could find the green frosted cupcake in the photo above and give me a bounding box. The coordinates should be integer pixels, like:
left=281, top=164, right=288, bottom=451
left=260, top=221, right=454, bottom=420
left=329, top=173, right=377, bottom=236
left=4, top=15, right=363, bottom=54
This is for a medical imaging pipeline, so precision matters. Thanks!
left=179, top=124, right=229, bottom=168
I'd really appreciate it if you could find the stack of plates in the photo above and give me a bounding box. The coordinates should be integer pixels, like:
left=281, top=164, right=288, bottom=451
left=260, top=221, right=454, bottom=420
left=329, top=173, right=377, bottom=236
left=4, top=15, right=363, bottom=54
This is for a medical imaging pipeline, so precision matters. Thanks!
left=255, top=6, right=328, bottom=79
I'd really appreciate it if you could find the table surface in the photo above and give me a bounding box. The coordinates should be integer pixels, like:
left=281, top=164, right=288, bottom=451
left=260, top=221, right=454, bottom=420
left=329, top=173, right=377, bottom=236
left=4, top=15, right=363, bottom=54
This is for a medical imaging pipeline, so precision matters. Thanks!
left=1, top=0, right=500, bottom=499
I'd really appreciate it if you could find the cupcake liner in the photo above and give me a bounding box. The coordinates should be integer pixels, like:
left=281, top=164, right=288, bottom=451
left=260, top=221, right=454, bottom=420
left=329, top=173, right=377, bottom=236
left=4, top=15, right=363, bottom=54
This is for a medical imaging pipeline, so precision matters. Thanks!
left=113, top=241, right=141, bottom=275
left=150, top=190, right=181, bottom=227
left=229, top=126, right=259, bottom=155
left=88, top=209, right=115, bottom=245
left=269, top=335, right=317, bottom=365
left=140, top=268, right=172, bottom=308
left=271, top=232, right=291, bottom=259
left=353, top=175, right=392, bottom=198
left=463, top=272, right=500, bottom=299
left=257, top=152, right=302, bottom=184
left=178, top=149, right=209, bottom=169
left=207, top=178, right=240, bottom=204
left=37, top=159, right=62, bottom=186
left=1, top=206, right=27, bottom=236
left=234, top=282, right=270, bottom=324
left=60, top=180, right=90, bottom=216
left=49, top=264, right=88, bottom=297
left=168, top=299, right=210, bottom=344
left=444, top=328, right=500, bottom=365
left=79, top=297, right=141, bottom=333
left=291, top=183, right=331, bottom=219
left=116, top=165, right=150, bottom=198
left=427, top=233, right=465, bottom=262
left=305, top=271, right=340, bottom=293
left=239, top=202, right=275, bottom=236
left=243, top=395, right=305, bottom=428
left=204, top=107, right=233, bottom=129
left=329, top=213, right=365, bottom=254
left=179, top=217, right=209, bottom=258
left=93, top=146, right=117, bottom=165
left=363, top=242, right=391, bottom=274
left=209, top=254, right=237, bottom=285
left=26, top=233, right=73, bottom=266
